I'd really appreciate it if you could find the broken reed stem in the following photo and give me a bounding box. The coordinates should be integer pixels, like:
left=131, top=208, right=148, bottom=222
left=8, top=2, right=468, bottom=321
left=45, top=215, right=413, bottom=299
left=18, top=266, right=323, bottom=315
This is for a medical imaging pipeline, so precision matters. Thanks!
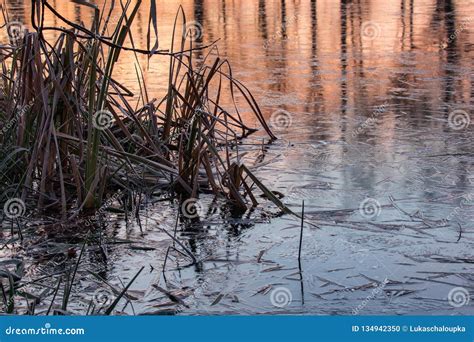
left=298, top=200, right=304, bottom=269
left=162, top=246, right=170, bottom=282
left=298, top=200, right=305, bottom=304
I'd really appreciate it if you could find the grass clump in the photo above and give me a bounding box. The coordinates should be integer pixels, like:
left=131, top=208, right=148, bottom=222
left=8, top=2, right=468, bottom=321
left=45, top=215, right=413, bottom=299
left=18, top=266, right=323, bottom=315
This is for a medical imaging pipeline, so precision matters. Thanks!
left=0, top=0, right=277, bottom=227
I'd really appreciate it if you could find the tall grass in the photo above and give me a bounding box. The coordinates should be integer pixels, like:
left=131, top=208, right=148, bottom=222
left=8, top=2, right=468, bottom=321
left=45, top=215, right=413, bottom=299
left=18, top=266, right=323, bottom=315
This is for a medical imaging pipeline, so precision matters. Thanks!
left=0, top=0, right=277, bottom=225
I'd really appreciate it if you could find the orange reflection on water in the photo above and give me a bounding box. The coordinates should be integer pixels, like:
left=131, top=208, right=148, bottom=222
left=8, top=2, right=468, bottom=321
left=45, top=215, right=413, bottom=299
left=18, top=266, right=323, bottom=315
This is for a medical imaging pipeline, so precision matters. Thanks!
left=2, top=0, right=473, bottom=140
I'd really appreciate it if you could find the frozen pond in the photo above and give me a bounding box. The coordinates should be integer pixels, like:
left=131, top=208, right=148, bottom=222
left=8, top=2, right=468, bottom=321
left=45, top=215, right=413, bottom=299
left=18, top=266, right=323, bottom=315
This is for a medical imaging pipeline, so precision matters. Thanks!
left=2, top=0, right=473, bottom=315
